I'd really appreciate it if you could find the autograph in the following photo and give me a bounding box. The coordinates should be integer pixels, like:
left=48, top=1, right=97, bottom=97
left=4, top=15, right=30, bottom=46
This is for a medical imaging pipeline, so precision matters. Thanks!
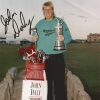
left=0, top=9, right=34, bottom=38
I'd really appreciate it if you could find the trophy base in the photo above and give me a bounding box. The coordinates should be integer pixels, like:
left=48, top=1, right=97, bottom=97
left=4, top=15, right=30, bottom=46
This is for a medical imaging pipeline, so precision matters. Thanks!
left=54, top=41, right=65, bottom=51
left=54, top=46, right=65, bottom=51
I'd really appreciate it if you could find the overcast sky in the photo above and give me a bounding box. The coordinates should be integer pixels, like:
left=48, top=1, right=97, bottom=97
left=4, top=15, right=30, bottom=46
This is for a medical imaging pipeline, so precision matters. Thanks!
left=0, top=0, right=100, bottom=40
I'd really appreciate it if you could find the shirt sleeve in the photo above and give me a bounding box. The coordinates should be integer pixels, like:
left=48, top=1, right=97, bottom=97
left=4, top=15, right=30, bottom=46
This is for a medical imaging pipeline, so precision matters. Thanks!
left=62, top=20, right=72, bottom=45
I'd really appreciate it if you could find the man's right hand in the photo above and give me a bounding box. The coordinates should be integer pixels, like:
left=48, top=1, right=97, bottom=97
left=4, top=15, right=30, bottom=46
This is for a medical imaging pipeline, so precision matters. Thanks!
left=32, top=34, right=38, bottom=42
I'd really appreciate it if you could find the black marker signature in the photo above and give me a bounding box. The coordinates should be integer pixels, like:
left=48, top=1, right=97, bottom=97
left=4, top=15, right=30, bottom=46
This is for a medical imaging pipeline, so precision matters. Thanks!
left=0, top=9, right=17, bottom=34
left=0, top=9, right=34, bottom=38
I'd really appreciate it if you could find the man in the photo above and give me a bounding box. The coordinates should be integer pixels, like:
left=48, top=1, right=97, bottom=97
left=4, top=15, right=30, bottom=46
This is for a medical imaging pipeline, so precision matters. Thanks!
left=32, top=1, right=72, bottom=100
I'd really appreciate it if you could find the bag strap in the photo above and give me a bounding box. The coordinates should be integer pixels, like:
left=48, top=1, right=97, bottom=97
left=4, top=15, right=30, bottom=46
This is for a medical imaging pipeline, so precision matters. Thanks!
left=43, top=70, right=47, bottom=80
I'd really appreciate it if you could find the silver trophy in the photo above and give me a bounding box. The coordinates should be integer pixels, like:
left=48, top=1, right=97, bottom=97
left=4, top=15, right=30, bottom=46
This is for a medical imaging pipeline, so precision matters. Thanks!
left=54, top=18, right=65, bottom=50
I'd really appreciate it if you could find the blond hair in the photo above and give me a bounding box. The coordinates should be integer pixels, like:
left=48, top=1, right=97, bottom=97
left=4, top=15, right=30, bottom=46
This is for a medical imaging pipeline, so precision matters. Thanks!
left=42, top=1, right=54, bottom=10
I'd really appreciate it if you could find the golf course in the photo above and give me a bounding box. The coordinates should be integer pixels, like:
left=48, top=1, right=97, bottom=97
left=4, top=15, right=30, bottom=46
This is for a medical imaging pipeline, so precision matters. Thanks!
left=0, top=43, right=100, bottom=100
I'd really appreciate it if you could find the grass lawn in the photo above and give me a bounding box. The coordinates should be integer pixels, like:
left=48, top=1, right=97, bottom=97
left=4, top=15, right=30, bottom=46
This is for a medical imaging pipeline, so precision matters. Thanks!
left=0, top=44, right=24, bottom=81
left=0, top=43, right=100, bottom=100
left=64, top=43, right=100, bottom=100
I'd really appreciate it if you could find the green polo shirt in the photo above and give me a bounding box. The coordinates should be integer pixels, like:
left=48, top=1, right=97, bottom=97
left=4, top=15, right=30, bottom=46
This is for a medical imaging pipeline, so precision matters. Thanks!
left=32, top=17, right=72, bottom=54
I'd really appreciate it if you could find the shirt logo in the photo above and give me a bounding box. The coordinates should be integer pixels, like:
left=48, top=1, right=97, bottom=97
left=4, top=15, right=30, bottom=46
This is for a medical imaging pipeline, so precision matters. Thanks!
left=43, top=29, right=55, bottom=36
